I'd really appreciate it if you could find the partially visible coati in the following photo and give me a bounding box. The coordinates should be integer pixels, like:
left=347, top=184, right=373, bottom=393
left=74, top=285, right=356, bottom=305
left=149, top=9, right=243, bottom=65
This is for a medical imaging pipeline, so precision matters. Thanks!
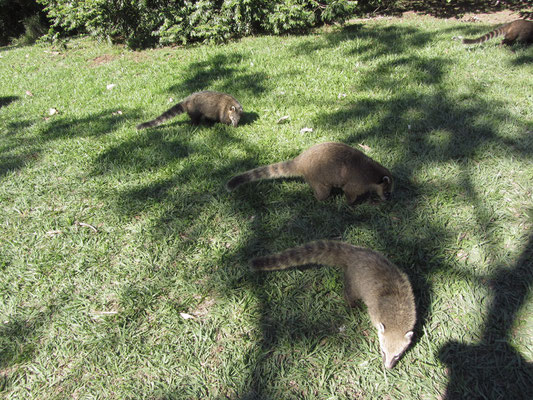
left=251, top=240, right=416, bottom=369
left=459, top=19, right=533, bottom=46
left=136, top=91, right=243, bottom=130
left=226, top=142, right=393, bottom=204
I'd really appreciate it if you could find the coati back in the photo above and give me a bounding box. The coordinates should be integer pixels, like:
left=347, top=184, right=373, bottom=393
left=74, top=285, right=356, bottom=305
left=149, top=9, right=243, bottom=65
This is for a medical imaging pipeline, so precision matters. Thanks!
left=136, top=91, right=243, bottom=130
left=251, top=240, right=416, bottom=369
left=226, top=142, right=393, bottom=204
left=460, top=19, right=533, bottom=46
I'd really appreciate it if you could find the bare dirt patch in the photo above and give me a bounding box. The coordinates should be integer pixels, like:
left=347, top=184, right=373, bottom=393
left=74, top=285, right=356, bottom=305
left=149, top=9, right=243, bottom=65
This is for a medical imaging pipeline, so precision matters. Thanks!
left=90, top=54, right=117, bottom=67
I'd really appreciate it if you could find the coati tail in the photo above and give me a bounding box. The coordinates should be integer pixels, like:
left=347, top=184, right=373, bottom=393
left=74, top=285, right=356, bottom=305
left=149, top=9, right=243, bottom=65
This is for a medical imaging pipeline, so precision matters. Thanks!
left=226, top=161, right=296, bottom=191
left=462, top=27, right=504, bottom=44
left=136, top=103, right=185, bottom=130
left=251, top=240, right=350, bottom=271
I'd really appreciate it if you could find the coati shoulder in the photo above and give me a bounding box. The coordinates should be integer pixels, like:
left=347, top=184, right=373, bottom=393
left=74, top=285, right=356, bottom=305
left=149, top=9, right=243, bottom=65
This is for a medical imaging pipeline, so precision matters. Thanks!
left=251, top=240, right=416, bottom=369
left=137, top=91, right=243, bottom=130
left=459, top=19, right=533, bottom=46
left=226, top=142, right=393, bottom=204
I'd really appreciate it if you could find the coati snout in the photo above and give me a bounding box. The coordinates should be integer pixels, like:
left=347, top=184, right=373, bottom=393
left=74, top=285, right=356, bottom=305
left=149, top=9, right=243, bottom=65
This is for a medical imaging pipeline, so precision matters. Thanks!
left=227, top=105, right=241, bottom=127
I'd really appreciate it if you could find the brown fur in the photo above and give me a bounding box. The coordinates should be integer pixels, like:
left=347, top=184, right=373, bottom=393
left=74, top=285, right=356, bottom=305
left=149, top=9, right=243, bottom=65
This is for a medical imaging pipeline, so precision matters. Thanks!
left=251, top=240, right=416, bottom=369
left=226, top=142, right=393, bottom=204
left=462, top=19, right=533, bottom=46
left=136, top=91, right=243, bottom=130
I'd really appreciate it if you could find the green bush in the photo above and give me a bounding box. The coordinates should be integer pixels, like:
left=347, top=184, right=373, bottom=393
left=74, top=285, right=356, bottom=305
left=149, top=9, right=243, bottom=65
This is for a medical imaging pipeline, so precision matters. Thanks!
left=37, top=0, right=359, bottom=49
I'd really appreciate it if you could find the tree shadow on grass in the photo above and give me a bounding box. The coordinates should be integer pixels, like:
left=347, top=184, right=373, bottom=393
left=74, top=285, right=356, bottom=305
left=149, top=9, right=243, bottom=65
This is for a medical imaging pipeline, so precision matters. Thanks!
left=0, top=109, right=138, bottom=179
left=167, top=52, right=269, bottom=99
left=438, top=230, right=533, bottom=400
left=308, top=21, right=532, bottom=399
left=288, top=23, right=434, bottom=60
left=39, top=108, right=137, bottom=141
left=0, top=96, right=19, bottom=109
left=510, top=50, right=533, bottom=66
left=76, top=22, right=532, bottom=399
left=0, top=293, right=68, bottom=392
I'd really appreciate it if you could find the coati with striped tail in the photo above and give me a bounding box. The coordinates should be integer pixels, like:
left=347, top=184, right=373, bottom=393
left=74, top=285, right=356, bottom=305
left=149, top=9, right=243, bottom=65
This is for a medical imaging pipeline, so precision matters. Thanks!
left=137, top=91, right=243, bottom=130
left=459, top=19, right=533, bottom=46
left=226, top=142, right=393, bottom=204
left=251, top=240, right=416, bottom=369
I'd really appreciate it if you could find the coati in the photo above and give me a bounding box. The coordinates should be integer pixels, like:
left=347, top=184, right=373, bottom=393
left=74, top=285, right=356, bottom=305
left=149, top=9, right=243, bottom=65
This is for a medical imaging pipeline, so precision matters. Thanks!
left=459, top=19, right=533, bottom=46
left=251, top=240, right=416, bottom=369
left=226, top=142, right=393, bottom=204
left=136, top=91, right=243, bottom=130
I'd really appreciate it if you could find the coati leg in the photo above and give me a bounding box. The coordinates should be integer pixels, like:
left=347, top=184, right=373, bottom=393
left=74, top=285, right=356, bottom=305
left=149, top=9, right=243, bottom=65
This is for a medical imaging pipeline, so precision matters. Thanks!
left=343, top=275, right=360, bottom=308
left=309, top=182, right=331, bottom=201
left=501, top=36, right=518, bottom=46
left=342, top=183, right=365, bottom=205
left=188, top=112, right=202, bottom=125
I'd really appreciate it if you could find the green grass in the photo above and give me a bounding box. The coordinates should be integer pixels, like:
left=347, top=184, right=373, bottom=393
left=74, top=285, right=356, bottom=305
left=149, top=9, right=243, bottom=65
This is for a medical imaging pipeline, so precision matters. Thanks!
left=1, top=15, right=532, bottom=399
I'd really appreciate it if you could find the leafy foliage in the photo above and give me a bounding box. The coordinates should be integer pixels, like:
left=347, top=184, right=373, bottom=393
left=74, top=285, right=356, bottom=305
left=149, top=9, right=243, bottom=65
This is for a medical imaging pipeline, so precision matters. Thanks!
left=37, top=0, right=358, bottom=48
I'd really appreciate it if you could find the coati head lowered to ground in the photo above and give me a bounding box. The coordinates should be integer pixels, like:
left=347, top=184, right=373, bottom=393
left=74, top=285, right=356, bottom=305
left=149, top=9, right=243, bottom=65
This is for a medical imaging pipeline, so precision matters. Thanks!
left=226, top=142, right=393, bottom=204
left=137, top=91, right=243, bottom=130
left=251, top=240, right=416, bottom=369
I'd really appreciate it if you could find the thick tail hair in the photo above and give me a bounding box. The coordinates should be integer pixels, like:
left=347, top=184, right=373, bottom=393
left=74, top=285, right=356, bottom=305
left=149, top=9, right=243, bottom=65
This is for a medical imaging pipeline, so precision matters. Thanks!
left=251, top=240, right=352, bottom=271
left=226, top=160, right=297, bottom=191
left=462, top=26, right=505, bottom=44
left=136, top=102, right=185, bottom=130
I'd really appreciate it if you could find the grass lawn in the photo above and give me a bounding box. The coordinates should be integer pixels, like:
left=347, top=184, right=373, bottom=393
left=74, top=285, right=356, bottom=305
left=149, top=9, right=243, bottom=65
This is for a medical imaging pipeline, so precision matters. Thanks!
left=1, top=14, right=532, bottom=399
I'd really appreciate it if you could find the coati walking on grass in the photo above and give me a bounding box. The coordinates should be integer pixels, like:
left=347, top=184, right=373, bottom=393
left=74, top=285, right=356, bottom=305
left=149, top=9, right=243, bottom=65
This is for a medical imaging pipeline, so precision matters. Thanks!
left=458, top=19, right=533, bottom=46
left=226, top=142, right=393, bottom=204
left=137, top=91, right=243, bottom=130
left=251, top=240, right=416, bottom=369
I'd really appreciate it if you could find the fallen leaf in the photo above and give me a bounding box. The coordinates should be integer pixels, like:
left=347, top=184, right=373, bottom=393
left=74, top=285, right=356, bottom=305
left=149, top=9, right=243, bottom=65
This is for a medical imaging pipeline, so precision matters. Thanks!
left=277, top=115, right=290, bottom=124
left=338, top=93, right=346, bottom=99
left=25, top=90, right=33, bottom=96
left=106, top=83, right=116, bottom=90
left=358, top=143, right=371, bottom=151
left=76, top=221, right=97, bottom=233
left=112, top=110, right=123, bottom=116
left=91, top=310, right=118, bottom=316
left=90, top=310, right=118, bottom=320
left=457, top=250, right=468, bottom=261
left=300, top=127, right=313, bottom=134
left=49, top=108, right=58, bottom=116
left=180, top=312, right=195, bottom=320
left=168, top=98, right=174, bottom=103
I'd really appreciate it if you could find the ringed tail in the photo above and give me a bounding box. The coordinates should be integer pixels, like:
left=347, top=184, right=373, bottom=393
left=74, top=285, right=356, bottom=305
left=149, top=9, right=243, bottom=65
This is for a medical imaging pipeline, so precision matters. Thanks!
left=226, top=160, right=297, bottom=191
left=136, top=103, right=185, bottom=130
left=462, top=26, right=505, bottom=44
left=251, top=240, right=352, bottom=271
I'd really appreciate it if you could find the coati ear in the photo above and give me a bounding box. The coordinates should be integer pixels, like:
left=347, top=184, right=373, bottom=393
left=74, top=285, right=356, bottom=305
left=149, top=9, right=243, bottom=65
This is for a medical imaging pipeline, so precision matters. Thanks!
left=405, top=331, right=414, bottom=340
left=230, top=105, right=236, bottom=111
left=378, top=322, right=385, bottom=333
left=382, top=176, right=391, bottom=184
